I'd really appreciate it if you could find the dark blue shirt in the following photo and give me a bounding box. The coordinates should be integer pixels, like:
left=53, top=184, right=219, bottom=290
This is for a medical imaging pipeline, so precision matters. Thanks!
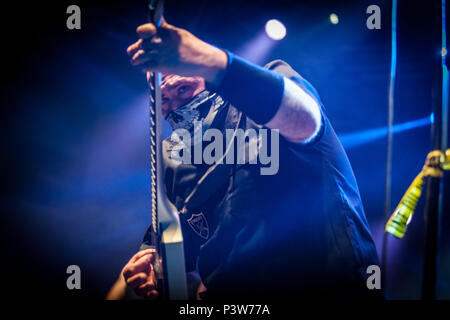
left=142, top=60, right=380, bottom=299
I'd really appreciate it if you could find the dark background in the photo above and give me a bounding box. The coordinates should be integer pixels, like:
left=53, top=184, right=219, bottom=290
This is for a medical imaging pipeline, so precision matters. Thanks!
left=0, top=0, right=448, bottom=299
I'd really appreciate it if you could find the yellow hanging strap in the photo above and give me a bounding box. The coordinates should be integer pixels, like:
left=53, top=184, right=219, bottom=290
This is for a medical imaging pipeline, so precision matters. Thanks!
left=385, top=149, right=449, bottom=238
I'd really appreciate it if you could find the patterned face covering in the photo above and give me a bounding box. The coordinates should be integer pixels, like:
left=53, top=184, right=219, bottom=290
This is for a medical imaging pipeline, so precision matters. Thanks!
left=165, top=90, right=226, bottom=164
left=165, top=90, right=225, bottom=132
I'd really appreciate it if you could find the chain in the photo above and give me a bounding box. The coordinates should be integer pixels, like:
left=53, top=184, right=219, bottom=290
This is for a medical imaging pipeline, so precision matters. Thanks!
left=148, top=72, right=158, bottom=235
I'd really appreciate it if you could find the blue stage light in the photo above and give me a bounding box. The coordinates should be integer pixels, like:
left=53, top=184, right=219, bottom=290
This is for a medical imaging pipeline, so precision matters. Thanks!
left=339, top=116, right=431, bottom=149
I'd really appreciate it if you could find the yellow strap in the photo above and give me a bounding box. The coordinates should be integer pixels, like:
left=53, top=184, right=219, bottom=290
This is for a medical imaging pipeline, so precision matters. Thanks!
left=385, top=149, right=449, bottom=238
left=443, top=149, right=450, bottom=171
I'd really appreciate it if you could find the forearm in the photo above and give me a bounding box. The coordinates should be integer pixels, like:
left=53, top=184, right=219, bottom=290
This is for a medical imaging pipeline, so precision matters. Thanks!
left=265, top=76, right=322, bottom=143
left=208, top=51, right=321, bottom=143
left=105, top=274, right=127, bottom=300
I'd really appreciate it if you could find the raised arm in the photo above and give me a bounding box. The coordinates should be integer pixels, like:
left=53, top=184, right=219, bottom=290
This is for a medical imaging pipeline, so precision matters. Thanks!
left=126, top=20, right=321, bottom=143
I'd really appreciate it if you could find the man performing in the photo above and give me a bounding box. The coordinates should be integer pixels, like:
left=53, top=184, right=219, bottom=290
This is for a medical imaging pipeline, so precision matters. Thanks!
left=107, top=18, right=381, bottom=300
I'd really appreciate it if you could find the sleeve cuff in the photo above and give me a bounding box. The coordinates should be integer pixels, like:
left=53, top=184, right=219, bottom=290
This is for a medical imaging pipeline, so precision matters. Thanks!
left=207, top=50, right=285, bottom=125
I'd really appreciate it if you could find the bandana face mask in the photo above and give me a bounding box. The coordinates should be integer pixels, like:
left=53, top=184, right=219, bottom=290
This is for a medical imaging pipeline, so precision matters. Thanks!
left=165, top=90, right=226, bottom=162
left=166, top=90, right=225, bottom=132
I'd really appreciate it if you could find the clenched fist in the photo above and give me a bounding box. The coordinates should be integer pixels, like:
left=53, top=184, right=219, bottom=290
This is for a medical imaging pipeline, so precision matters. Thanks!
left=126, top=19, right=227, bottom=85
left=122, top=249, right=160, bottom=299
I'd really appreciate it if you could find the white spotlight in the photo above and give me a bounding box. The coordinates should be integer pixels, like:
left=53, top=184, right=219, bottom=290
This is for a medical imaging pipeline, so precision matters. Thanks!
left=265, top=19, right=286, bottom=40
left=329, top=13, right=339, bottom=24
